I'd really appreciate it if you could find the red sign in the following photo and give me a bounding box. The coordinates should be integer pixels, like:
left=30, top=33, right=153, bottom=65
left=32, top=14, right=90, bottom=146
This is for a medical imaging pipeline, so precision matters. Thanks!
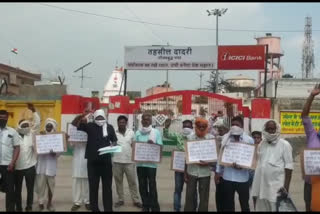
left=218, top=45, right=265, bottom=70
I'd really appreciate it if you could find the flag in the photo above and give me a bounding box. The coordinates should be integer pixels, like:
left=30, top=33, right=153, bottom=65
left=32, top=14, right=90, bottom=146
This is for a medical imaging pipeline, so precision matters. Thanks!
left=11, top=48, right=18, bottom=54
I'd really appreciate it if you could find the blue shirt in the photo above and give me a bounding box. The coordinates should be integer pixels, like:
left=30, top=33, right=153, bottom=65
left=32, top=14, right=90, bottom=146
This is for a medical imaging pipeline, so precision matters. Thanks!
left=216, top=132, right=254, bottom=183
left=135, top=129, right=163, bottom=168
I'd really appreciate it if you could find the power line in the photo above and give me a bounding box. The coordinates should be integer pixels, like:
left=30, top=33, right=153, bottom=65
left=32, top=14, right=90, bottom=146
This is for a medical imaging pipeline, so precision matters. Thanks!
left=38, top=3, right=318, bottom=33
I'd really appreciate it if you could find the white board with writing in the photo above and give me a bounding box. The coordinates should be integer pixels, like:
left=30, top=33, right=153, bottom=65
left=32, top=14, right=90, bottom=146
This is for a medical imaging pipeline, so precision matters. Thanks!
left=132, top=142, right=162, bottom=163
left=171, top=151, right=185, bottom=172
left=303, top=150, right=320, bottom=175
left=185, top=139, right=217, bottom=164
left=35, top=133, right=66, bottom=155
left=220, top=142, right=256, bottom=169
left=67, top=123, right=88, bottom=142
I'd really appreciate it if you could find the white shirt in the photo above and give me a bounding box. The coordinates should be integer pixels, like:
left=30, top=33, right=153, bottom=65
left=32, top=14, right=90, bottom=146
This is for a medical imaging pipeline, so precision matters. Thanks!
left=251, top=138, right=294, bottom=202
left=36, top=153, right=60, bottom=177
left=16, top=112, right=40, bottom=170
left=0, top=126, right=20, bottom=165
left=113, top=129, right=135, bottom=164
left=15, top=134, right=37, bottom=170
left=71, top=142, right=88, bottom=178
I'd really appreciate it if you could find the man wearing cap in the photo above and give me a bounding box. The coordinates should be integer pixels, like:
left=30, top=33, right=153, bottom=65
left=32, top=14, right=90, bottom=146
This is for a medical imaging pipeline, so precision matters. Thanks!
left=34, top=118, right=61, bottom=212
left=72, top=109, right=117, bottom=212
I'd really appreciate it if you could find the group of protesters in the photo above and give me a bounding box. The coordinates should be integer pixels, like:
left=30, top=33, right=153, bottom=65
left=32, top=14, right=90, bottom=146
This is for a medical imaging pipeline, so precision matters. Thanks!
left=0, top=84, right=319, bottom=212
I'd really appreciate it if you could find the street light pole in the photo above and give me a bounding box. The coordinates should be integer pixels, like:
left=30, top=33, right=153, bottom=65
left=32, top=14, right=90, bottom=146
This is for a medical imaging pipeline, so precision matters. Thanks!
left=207, top=8, right=228, bottom=93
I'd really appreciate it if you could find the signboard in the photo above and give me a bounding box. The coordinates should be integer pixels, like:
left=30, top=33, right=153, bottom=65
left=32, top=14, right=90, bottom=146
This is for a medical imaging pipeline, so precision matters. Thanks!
left=34, top=132, right=67, bottom=155
left=67, top=123, right=88, bottom=142
left=185, top=139, right=217, bottom=164
left=218, top=45, right=265, bottom=70
left=301, top=149, right=320, bottom=176
left=280, top=111, right=320, bottom=134
left=124, top=46, right=217, bottom=70
left=219, top=142, right=257, bottom=169
left=132, top=142, right=162, bottom=163
left=171, top=151, right=185, bottom=172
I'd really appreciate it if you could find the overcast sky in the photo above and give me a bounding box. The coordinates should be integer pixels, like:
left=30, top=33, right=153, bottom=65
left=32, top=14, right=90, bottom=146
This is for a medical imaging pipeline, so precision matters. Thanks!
left=0, top=3, right=319, bottom=97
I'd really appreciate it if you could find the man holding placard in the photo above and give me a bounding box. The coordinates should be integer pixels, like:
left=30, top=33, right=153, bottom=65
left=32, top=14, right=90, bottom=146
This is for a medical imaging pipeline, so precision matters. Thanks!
left=184, top=118, right=214, bottom=212
left=301, top=83, right=320, bottom=212
left=163, top=118, right=198, bottom=212
left=134, top=113, right=163, bottom=212
left=0, top=109, right=21, bottom=212
left=72, top=109, right=117, bottom=212
left=35, top=118, right=61, bottom=212
left=113, top=115, right=142, bottom=209
left=251, top=120, right=293, bottom=211
left=215, top=116, right=254, bottom=212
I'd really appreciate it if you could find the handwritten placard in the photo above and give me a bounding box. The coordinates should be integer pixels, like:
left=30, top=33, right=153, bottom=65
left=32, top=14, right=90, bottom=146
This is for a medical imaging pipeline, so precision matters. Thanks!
left=67, top=123, right=88, bottom=142
left=185, top=139, right=217, bottom=164
left=132, top=142, right=162, bottom=163
left=301, top=149, right=320, bottom=176
left=219, top=142, right=257, bottom=169
left=34, top=132, right=67, bottom=155
left=171, top=151, right=185, bottom=172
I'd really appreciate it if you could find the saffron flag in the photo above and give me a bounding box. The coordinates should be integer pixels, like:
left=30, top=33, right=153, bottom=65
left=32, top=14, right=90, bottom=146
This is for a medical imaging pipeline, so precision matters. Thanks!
left=11, top=48, right=18, bottom=54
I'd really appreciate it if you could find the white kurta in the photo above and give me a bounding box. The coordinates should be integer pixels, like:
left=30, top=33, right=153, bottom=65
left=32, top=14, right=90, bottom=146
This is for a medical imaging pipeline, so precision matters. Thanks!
left=251, top=138, right=294, bottom=203
left=36, top=154, right=59, bottom=177
left=72, top=142, right=88, bottom=178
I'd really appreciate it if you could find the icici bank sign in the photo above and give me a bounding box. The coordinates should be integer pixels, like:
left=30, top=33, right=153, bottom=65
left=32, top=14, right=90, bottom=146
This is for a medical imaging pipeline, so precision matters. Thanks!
left=218, top=45, right=266, bottom=70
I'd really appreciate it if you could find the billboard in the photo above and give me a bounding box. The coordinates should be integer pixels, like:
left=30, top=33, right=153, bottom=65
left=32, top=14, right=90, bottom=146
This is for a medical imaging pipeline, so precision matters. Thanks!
left=218, top=45, right=266, bottom=70
left=280, top=111, right=320, bottom=134
left=124, top=46, right=218, bottom=70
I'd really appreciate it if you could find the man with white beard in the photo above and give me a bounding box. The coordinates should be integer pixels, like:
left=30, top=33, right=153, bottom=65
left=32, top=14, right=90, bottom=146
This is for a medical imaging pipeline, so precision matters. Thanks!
left=163, top=118, right=197, bottom=212
left=135, top=113, right=163, bottom=212
left=251, top=120, right=293, bottom=211
left=215, top=116, right=254, bottom=212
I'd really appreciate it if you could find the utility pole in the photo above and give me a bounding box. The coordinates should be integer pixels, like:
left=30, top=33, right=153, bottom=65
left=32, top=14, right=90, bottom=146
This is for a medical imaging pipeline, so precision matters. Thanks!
left=198, top=72, right=204, bottom=90
left=207, top=8, right=228, bottom=93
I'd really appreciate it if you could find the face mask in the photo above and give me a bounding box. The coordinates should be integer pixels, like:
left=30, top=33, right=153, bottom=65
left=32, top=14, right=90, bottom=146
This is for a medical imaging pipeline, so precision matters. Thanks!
left=182, top=128, right=193, bottom=136
left=230, top=125, right=243, bottom=136
left=0, top=119, right=7, bottom=129
left=18, top=127, right=31, bottom=135
left=140, top=125, right=152, bottom=134
left=95, top=120, right=106, bottom=127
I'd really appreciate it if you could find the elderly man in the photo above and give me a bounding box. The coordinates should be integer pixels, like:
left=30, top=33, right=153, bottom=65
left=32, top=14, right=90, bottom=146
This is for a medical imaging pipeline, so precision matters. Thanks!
left=251, top=120, right=293, bottom=211
left=113, top=115, right=142, bottom=209
left=135, top=113, right=163, bottom=212
left=184, top=117, right=214, bottom=212
left=72, top=109, right=117, bottom=212
left=301, top=83, right=320, bottom=211
left=14, top=104, right=40, bottom=212
left=215, top=116, right=254, bottom=212
left=0, top=110, right=20, bottom=212
left=35, top=118, right=61, bottom=212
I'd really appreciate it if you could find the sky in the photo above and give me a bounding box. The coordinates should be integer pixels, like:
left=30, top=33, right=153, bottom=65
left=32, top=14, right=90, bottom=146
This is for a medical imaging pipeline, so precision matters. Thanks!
left=0, top=2, right=320, bottom=97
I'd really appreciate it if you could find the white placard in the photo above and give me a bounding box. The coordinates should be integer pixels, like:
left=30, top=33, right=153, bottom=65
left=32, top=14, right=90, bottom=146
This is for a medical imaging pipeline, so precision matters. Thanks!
left=132, top=142, right=162, bottom=163
left=67, top=123, right=88, bottom=142
left=185, top=139, right=217, bottom=164
left=124, top=46, right=218, bottom=70
left=303, top=150, right=320, bottom=175
left=220, top=142, right=256, bottom=169
left=35, top=133, right=66, bottom=154
left=171, top=151, right=185, bottom=172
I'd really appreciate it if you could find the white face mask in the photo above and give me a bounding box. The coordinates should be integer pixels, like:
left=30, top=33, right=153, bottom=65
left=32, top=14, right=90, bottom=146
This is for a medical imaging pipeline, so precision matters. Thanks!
left=182, top=128, right=193, bottom=136
left=230, top=125, right=243, bottom=136
left=95, top=120, right=106, bottom=127
left=140, top=125, right=152, bottom=134
left=18, top=127, right=31, bottom=135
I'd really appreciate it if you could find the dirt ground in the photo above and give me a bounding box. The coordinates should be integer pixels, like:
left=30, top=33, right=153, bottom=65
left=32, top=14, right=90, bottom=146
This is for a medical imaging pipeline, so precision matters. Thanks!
left=0, top=155, right=305, bottom=212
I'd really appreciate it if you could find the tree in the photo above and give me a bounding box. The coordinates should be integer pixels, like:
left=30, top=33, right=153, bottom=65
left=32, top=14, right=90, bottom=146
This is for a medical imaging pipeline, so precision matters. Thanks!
left=206, top=70, right=231, bottom=93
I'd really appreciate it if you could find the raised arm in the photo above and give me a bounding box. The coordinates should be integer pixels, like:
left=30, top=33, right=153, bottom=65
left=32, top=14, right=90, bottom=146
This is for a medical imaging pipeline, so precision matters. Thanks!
left=302, top=84, right=320, bottom=117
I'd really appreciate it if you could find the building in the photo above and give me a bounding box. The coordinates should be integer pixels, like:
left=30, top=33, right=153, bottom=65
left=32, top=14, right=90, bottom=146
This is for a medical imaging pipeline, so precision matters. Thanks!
left=146, top=82, right=173, bottom=96
left=102, top=66, right=125, bottom=103
left=0, top=63, right=41, bottom=95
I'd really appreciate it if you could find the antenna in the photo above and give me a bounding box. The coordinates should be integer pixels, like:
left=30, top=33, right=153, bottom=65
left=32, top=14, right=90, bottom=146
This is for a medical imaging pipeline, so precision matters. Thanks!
left=302, top=16, right=315, bottom=79
left=72, top=62, right=92, bottom=88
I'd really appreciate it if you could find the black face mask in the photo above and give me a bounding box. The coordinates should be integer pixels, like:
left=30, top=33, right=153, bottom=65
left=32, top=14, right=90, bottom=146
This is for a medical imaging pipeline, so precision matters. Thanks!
left=0, top=120, right=7, bottom=128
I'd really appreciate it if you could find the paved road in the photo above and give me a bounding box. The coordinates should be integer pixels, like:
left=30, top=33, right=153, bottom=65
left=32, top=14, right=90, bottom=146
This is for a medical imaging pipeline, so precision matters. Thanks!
left=0, top=155, right=305, bottom=212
